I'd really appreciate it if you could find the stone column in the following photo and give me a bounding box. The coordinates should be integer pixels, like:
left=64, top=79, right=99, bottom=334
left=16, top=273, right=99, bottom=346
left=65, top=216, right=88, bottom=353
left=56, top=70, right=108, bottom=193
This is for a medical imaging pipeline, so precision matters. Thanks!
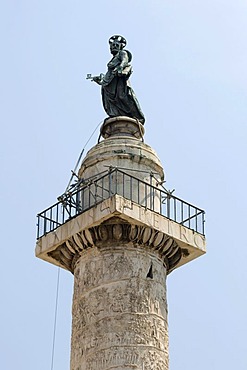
left=35, top=117, right=206, bottom=370
left=70, top=118, right=169, bottom=369
left=70, top=227, right=169, bottom=370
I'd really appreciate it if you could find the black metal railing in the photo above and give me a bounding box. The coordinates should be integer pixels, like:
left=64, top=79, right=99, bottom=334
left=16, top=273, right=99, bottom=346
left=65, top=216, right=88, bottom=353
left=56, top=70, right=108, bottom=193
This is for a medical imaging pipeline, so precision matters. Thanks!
left=37, top=168, right=205, bottom=239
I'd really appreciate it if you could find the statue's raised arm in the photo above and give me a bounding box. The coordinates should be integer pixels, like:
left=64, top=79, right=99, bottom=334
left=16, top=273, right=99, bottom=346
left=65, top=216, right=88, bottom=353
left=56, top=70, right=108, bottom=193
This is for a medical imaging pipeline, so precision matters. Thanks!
left=88, top=35, right=145, bottom=124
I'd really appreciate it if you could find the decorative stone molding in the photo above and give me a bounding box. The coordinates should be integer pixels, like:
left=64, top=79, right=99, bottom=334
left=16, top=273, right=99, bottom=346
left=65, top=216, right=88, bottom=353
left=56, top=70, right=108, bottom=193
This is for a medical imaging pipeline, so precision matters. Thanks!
left=100, top=116, right=145, bottom=140
left=47, top=218, right=181, bottom=273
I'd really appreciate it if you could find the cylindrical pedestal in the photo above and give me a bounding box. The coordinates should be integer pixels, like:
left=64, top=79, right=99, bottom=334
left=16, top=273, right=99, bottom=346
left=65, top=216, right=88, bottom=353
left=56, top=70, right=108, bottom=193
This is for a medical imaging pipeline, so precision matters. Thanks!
left=77, top=117, right=164, bottom=216
left=78, top=117, right=164, bottom=185
left=70, top=244, right=169, bottom=370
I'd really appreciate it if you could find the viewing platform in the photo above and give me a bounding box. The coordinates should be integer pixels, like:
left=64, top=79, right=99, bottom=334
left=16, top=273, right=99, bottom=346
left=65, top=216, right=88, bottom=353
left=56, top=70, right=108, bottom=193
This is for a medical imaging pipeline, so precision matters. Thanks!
left=36, top=167, right=206, bottom=273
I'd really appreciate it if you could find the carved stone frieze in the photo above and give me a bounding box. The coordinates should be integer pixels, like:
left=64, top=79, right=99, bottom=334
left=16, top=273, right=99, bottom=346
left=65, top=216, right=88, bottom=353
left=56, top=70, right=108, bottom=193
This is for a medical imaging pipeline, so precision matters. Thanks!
left=48, top=218, right=181, bottom=274
left=70, top=247, right=169, bottom=370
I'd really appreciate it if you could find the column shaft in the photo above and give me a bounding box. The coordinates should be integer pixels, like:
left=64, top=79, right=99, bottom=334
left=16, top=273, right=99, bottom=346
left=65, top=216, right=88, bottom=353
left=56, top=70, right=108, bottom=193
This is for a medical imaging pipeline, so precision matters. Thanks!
left=70, top=245, right=169, bottom=370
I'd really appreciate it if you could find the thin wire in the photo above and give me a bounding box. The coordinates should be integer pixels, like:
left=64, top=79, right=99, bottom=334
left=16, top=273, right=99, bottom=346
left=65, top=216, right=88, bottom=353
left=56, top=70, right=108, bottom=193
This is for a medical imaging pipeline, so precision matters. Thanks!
left=65, top=120, right=104, bottom=193
left=51, top=267, right=60, bottom=370
left=50, top=122, right=103, bottom=367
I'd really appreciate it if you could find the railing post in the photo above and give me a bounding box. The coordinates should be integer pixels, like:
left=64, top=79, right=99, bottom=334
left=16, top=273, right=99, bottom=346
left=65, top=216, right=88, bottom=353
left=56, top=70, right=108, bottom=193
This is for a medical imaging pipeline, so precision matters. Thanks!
left=130, top=176, right=133, bottom=201
left=62, top=205, right=65, bottom=224
left=115, top=169, right=118, bottom=195
left=56, top=204, right=59, bottom=227
left=188, top=205, right=191, bottom=228
left=109, top=171, right=112, bottom=196
left=49, top=208, right=52, bottom=233
left=137, top=179, right=140, bottom=204
left=203, top=212, right=205, bottom=235
left=167, top=196, right=170, bottom=219
left=174, top=198, right=176, bottom=222
left=159, top=190, right=162, bottom=214
left=37, top=216, right=40, bottom=239
left=122, top=172, right=125, bottom=197
left=181, top=202, right=184, bottom=225
left=44, top=211, right=47, bottom=235
left=95, top=182, right=97, bottom=207
left=89, top=183, right=91, bottom=208
left=145, top=183, right=147, bottom=208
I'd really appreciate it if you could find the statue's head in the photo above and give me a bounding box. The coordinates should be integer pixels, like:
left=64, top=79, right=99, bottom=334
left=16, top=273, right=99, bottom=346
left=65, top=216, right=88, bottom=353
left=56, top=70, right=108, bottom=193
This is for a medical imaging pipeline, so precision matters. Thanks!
left=109, top=35, right=127, bottom=55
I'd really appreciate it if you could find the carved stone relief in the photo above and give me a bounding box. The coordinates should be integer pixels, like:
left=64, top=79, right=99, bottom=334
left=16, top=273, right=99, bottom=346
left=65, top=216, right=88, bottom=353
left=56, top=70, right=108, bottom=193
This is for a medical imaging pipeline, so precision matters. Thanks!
left=70, top=246, right=169, bottom=370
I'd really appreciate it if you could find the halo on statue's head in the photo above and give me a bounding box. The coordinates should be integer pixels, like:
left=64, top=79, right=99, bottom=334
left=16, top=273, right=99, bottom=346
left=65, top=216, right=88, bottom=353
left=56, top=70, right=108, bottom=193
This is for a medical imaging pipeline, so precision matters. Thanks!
left=109, top=35, right=127, bottom=49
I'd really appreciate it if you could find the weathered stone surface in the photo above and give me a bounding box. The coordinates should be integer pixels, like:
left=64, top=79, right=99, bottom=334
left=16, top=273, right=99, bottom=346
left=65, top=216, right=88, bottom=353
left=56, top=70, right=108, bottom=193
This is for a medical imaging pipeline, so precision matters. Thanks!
left=35, top=195, right=205, bottom=273
left=78, top=119, right=164, bottom=186
left=35, top=117, right=206, bottom=370
left=70, top=246, right=169, bottom=370
left=100, top=116, right=145, bottom=139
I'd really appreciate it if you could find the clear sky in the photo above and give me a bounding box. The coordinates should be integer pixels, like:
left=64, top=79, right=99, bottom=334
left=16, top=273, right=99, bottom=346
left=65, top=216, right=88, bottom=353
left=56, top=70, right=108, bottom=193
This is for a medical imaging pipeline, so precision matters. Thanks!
left=1, top=1, right=247, bottom=369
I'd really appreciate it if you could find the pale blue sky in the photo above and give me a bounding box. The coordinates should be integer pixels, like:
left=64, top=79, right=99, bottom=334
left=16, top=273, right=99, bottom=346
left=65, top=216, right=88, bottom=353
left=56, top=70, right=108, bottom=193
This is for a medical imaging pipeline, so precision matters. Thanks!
left=1, top=1, right=247, bottom=369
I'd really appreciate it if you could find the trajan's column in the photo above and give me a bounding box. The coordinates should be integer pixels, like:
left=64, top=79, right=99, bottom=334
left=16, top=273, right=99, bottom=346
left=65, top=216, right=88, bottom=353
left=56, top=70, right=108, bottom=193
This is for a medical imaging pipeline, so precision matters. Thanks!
left=35, top=35, right=206, bottom=370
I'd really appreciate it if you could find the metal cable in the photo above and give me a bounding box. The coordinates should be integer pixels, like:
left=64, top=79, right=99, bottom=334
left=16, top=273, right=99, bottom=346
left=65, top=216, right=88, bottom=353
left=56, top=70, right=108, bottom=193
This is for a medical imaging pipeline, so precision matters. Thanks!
left=50, top=267, right=60, bottom=370
left=65, top=120, right=104, bottom=193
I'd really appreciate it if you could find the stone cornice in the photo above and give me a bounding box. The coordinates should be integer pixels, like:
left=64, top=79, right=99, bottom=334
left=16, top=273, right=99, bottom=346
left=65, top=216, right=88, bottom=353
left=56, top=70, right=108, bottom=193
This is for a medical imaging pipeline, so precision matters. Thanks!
left=46, top=218, right=181, bottom=273
left=36, top=195, right=206, bottom=274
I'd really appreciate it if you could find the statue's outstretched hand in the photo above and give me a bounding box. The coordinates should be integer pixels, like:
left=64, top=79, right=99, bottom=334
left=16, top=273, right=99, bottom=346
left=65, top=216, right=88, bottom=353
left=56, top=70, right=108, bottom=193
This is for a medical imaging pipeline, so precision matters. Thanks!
left=92, top=76, right=102, bottom=84
left=86, top=73, right=104, bottom=85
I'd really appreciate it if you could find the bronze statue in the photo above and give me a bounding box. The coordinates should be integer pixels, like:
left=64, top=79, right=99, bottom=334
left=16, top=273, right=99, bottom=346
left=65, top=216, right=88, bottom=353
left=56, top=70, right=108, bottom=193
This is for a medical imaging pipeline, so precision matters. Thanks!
left=87, top=35, right=145, bottom=124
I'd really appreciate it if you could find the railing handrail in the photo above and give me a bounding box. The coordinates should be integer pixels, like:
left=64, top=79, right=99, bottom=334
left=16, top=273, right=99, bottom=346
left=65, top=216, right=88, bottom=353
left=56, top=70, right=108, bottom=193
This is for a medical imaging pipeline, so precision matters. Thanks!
left=37, top=168, right=205, bottom=239
left=112, top=168, right=205, bottom=213
left=38, top=167, right=205, bottom=215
